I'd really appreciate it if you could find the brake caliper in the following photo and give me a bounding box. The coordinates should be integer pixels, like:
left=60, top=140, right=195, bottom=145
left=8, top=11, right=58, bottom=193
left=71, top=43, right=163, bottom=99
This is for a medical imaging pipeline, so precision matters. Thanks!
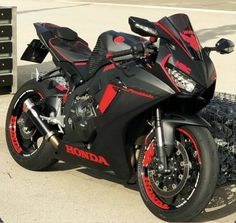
left=143, top=141, right=155, bottom=167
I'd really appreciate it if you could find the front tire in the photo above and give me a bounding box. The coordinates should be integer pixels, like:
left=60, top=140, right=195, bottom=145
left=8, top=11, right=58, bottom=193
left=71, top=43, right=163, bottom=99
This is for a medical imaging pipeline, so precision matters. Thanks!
left=5, top=79, right=57, bottom=171
left=137, top=126, right=219, bottom=222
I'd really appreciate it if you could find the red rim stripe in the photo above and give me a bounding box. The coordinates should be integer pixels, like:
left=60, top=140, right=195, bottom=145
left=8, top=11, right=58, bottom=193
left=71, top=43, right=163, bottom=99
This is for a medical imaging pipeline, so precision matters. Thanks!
left=177, top=128, right=201, bottom=163
left=142, top=176, right=169, bottom=209
left=9, top=115, right=23, bottom=154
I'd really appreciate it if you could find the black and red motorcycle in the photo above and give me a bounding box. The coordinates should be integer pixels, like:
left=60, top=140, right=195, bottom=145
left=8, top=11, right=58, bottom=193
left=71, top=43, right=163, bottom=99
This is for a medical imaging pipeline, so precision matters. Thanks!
left=5, top=14, right=234, bottom=221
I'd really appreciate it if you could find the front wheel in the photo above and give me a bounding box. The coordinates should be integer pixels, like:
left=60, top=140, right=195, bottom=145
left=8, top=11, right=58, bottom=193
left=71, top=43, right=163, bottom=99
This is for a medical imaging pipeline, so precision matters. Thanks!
left=137, top=125, right=219, bottom=222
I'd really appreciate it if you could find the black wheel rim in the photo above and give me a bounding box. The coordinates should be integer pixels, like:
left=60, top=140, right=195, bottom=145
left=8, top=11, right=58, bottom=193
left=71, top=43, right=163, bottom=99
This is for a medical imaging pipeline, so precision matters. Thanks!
left=9, top=90, right=45, bottom=156
left=141, top=128, right=201, bottom=210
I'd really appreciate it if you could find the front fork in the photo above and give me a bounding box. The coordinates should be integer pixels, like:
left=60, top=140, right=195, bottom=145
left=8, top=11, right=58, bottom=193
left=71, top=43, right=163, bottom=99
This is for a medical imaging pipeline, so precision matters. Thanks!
left=153, top=108, right=210, bottom=172
left=155, top=108, right=170, bottom=173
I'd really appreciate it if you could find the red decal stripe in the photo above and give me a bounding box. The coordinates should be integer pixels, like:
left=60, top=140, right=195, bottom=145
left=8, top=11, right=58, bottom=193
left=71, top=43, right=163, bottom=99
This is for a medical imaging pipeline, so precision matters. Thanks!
left=55, top=84, right=68, bottom=92
left=177, top=128, right=201, bottom=163
left=99, top=84, right=118, bottom=113
left=160, top=54, right=180, bottom=92
left=175, top=60, right=191, bottom=74
left=9, top=116, right=23, bottom=154
left=180, top=31, right=200, bottom=52
left=155, top=22, right=191, bottom=58
left=99, top=84, right=154, bottom=113
left=103, top=63, right=116, bottom=72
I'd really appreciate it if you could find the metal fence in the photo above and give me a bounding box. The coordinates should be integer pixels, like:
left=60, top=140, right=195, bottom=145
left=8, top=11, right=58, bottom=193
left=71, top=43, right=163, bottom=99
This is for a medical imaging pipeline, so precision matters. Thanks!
left=201, top=92, right=236, bottom=185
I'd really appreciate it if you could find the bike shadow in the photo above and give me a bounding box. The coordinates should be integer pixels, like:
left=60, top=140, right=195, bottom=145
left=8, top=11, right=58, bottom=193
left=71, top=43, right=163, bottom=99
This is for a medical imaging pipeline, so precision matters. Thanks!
left=48, top=161, right=235, bottom=221
left=76, top=167, right=139, bottom=191
left=76, top=168, right=236, bottom=220
left=194, top=184, right=236, bottom=222
left=77, top=168, right=236, bottom=222
left=47, top=161, right=139, bottom=190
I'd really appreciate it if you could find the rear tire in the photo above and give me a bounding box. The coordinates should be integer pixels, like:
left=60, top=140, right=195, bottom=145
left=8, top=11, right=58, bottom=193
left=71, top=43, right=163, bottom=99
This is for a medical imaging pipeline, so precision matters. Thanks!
left=137, top=125, right=219, bottom=222
left=5, top=79, right=58, bottom=171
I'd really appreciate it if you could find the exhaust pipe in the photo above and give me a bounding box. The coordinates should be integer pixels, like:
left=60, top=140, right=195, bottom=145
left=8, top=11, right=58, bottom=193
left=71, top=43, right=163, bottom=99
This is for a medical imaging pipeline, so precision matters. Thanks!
left=23, top=98, right=59, bottom=149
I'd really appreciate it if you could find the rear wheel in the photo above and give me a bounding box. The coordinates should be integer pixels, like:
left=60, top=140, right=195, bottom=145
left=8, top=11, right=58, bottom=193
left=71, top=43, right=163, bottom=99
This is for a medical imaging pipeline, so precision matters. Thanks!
left=5, top=80, right=57, bottom=170
left=137, top=125, right=219, bottom=222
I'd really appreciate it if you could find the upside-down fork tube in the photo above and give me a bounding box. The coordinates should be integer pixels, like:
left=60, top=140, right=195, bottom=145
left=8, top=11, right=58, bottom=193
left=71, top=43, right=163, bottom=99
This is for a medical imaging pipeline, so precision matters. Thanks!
left=155, top=108, right=168, bottom=171
left=23, top=98, right=59, bottom=149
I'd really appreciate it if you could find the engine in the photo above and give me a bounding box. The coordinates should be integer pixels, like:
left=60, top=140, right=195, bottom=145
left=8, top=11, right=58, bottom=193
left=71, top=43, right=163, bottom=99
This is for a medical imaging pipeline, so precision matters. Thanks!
left=67, top=95, right=98, bottom=142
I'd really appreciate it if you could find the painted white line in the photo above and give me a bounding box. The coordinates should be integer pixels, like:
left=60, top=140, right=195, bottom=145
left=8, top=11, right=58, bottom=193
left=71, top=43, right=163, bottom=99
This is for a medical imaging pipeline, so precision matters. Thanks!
left=66, top=1, right=236, bottom=15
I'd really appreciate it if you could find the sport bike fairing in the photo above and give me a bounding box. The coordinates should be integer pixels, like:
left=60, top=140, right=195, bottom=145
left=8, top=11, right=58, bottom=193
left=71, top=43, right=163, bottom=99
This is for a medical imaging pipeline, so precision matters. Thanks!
left=19, top=14, right=217, bottom=180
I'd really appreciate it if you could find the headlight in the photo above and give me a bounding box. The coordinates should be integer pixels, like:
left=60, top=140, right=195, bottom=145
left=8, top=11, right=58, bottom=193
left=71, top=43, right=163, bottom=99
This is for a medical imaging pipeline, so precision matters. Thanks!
left=167, top=68, right=196, bottom=93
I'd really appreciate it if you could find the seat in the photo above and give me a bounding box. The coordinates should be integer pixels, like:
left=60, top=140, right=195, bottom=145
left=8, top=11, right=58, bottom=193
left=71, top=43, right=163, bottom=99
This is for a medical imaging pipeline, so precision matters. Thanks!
left=56, top=27, right=78, bottom=41
left=48, top=37, right=91, bottom=63
left=40, top=23, right=92, bottom=80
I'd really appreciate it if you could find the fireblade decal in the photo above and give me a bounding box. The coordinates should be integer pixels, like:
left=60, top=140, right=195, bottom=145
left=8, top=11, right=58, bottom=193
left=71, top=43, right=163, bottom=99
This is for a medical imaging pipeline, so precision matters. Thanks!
left=65, top=144, right=110, bottom=167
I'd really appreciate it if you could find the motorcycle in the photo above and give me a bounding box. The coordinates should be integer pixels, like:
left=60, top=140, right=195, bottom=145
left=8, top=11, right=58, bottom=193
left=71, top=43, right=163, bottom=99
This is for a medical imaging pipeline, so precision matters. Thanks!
left=5, top=14, right=234, bottom=221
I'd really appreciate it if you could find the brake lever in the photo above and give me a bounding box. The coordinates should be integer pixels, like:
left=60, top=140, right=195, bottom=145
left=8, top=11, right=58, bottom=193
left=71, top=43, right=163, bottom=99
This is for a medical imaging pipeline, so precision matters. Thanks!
left=143, top=42, right=157, bottom=57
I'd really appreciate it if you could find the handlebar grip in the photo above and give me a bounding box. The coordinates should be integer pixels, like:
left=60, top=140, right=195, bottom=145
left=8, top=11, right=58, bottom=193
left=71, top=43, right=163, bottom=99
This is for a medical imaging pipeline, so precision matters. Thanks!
left=106, top=42, right=144, bottom=59
left=106, top=49, right=133, bottom=59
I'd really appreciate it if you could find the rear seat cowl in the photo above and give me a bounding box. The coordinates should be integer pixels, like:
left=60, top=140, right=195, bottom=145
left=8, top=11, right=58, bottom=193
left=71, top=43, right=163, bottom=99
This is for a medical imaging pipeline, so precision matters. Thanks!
left=56, top=27, right=78, bottom=41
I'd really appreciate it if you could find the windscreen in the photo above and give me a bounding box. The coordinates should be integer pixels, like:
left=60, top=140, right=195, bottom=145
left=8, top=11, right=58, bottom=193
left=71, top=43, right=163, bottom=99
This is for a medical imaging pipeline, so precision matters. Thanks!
left=156, top=14, right=202, bottom=60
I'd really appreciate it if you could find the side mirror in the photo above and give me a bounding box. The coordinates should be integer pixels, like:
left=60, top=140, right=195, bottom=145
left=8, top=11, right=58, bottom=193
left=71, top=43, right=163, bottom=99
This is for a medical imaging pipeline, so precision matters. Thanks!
left=215, top=38, right=234, bottom=54
left=204, top=38, right=234, bottom=55
left=129, top=16, right=158, bottom=37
